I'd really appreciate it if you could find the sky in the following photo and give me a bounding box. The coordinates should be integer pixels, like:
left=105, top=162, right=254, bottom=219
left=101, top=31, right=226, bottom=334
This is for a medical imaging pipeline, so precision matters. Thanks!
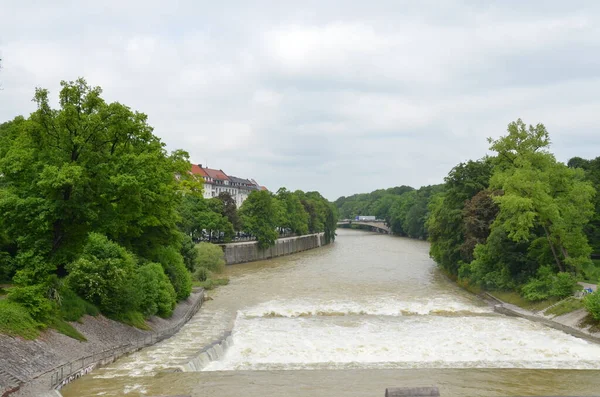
left=1, top=1, right=599, bottom=200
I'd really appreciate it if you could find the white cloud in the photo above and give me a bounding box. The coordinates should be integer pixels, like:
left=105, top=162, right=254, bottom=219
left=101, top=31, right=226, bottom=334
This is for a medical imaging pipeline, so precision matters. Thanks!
left=1, top=0, right=600, bottom=199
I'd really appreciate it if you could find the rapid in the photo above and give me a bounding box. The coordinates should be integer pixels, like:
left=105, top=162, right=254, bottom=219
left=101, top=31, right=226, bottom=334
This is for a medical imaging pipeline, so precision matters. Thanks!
left=61, top=229, right=600, bottom=396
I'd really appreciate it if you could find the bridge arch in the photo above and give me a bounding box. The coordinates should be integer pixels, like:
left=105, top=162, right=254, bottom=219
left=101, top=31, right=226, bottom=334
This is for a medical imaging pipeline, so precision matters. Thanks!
left=337, top=220, right=390, bottom=234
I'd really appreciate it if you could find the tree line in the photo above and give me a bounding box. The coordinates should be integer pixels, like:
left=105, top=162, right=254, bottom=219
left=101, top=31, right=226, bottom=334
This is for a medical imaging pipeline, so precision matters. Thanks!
left=336, top=120, right=600, bottom=320
left=0, top=79, right=337, bottom=338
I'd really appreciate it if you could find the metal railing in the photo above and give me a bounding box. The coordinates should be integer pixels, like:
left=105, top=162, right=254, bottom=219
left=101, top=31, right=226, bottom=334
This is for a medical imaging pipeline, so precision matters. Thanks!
left=43, top=290, right=203, bottom=389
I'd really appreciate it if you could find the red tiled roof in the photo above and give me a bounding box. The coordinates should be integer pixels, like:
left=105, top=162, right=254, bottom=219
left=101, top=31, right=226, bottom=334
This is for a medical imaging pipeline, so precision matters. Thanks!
left=260, top=186, right=268, bottom=191
left=203, top=167, right=230, bottom=181
left=190, top=164, right=208, bottom=177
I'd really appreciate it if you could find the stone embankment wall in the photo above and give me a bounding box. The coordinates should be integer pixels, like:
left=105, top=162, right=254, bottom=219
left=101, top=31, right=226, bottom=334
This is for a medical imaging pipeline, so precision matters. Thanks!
left=483, top=292, right=600, bottom=344
left=221, top=233, right=326, bottom=265
left=0, top=289, right=204, bottom=397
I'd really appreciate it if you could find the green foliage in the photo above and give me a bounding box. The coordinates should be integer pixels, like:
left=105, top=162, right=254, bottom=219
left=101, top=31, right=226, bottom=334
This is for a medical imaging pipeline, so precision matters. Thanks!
left=7, top=284, right=55, bottom=322
left=568, top=156, right=600, bottom=254
left=276, top=188, right=309, bottom=235
left=113, top=311, right=151, bottom=330
left=489, top=119, right=595, bottom=273
left=217, top=192, right=241, bottom=231
left=178, top=195, right=234, bottom=242
left=58, top=287, right=99, bottom=322
left=521, top=267, right=578, bottom=302
left=195, top=267, right=209, bottom=282
left=584, top=291, right=600, bottom=321
left=239, top=190, right=279, bottom=249
left=544, top=298, right=584, bottom=317
left=428, top=159, right=493, bottom=274
left=194, top=277, right=229, bottom=290
left=135, top=263, right=177, bottom=318
left=196, top=242, right=225, bottom=273
left=0, top=300, right=40, bottom=339
left=66, top=233, right=137, bottom=315
left=180, top=233, right=200, bottom=272
left=151, top=246, right=192, bottom=301
left=47, top=317, right=86, bottom=341
left=489, top=290, right=558, bottom=312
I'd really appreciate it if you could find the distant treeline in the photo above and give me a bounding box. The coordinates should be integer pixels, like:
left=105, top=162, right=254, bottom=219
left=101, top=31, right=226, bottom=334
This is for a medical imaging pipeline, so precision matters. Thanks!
left=336, top=120, right=600, bottom=318
left=0, top=78, right=336, bottom=339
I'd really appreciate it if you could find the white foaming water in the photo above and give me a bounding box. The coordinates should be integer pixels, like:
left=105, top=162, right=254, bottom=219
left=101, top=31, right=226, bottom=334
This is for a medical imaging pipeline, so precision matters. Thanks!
left=240, top=296, right=492, bottom=318
left=204, top=298, right=600, bottom=371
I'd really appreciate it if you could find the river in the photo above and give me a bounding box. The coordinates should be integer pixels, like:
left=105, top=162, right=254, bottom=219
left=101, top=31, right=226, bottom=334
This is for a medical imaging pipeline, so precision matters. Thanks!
left=61, top=229, right=600, bottom=396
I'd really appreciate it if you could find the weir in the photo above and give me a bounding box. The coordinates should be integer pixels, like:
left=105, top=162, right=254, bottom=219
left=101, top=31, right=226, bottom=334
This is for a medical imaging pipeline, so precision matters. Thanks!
left=57, top=229, right=600, bottom=397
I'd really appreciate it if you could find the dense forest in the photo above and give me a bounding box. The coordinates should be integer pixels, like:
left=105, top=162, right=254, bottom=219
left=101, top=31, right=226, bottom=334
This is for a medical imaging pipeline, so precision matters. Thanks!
left=336, top=120, right=600, bottom=320
left=0, top=79, right=337, bottom=339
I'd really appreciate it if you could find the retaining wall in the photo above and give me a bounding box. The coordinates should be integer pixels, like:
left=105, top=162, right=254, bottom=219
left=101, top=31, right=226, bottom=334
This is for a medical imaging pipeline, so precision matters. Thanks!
left=221, top=233, right=326, bottom=265
left=493, top=303, right=600, bottom=344
left=2, top=290, right=204, bottom=397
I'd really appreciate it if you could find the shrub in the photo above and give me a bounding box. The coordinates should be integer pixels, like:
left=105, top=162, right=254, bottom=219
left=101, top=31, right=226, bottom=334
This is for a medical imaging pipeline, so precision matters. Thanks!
left=7, top=284, right=55, bottom=322
left=550, top=272, right=578, bottom=299
left=58, top=287, right=99, bottom=322
left=195, top=267, right=209, bottom=282
left=521, top=267, right=578, bottom=302
left=0, top=300, right=40, bottom=339
left=584, top=291, right=600, bottom=321
left=196, top=242, right=225, bottom=273
left=180, top=234, right=200, bottom=272
left=66, top=233, right=137, bottom=315
left=521, top=278, right=551, bottom=301
left=135, top=263, right=177, bottom=318
left=153, top=246, right=192, bottom=301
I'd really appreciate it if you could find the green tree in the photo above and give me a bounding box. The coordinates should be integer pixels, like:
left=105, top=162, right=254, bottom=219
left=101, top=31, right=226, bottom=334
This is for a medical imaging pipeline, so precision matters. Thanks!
left=217, top=192, right=241, bottom=231
left=239, top=190, right=278, bottom=249
left=276, top=188, right=309, bottom=235
left=0, top=78, right=192, bottom=281
left=488, top=119, right=595, bottom=273
left=427, top=159, right=493, bottom=275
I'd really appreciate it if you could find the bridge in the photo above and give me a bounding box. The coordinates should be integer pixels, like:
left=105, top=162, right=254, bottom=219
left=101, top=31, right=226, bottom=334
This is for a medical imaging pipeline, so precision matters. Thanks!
left=337, top=219, right=390, bottom=234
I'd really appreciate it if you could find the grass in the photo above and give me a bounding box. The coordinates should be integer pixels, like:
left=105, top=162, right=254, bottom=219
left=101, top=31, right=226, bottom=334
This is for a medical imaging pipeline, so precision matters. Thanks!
left=48, top=316, right=87, bottom=341
left=0, top=299, right=40, bottom=339
left=113, top=311, right=151, bottom=330
left=579, top=313, right=600, bottom=333
left=543, top=298, right=585, bottom=317
left=489, top=290, right=560, bottom=312
left=59, top=288, right=99, bottom=322
left=193, top=277, right=230, bottom=290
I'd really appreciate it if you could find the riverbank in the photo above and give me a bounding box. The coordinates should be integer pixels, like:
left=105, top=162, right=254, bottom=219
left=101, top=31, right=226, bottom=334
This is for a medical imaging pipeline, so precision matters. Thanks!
left=220, top=233, right=326, bottom=265
left=0, top=289, right=204, bottom=397
left=480, top=292, right=600, bottom=344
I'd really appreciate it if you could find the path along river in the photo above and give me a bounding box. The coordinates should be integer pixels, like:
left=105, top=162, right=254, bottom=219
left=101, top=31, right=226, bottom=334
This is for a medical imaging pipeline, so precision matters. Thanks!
left=62, top=229, right=600, bottom=396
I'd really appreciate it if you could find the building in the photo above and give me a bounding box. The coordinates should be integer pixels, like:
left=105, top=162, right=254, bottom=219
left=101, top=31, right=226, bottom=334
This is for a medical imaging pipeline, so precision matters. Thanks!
left=190, top=164, right=262, bottom=206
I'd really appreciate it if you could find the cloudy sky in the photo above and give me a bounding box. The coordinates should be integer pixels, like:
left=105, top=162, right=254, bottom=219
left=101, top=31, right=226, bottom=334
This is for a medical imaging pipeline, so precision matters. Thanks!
left=1, top=1, right=599, bottom=200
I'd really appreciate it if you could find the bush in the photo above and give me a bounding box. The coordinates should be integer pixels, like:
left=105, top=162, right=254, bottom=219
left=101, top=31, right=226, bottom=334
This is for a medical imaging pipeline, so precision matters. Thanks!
left=584, top=291, right=600, bottom=321
left=180, top=234, right=200, bottom=272
left=66, top=233, right=137, bottom=315
left=521, top=278, right=551, bottom=301
left=153, top=246, right=192, bottom=301
left=550, top=272, right=578, bottom=298
left=7, top=284, right=55, bottom=322
left=58, top=287, right=99, bottom=322
left=135, top=263, right=177, bottom=318
left=196, top=242, right=225, bottom=273
left=521, top=267, right=578, bottom=302
left=0, top=300, right=40, bottom=339
left=195, top=267, right=209, bottom=282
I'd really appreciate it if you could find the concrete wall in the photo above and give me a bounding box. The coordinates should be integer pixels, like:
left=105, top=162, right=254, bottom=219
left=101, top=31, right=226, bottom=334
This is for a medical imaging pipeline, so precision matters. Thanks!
left=220, top=233, right=326, bottom=265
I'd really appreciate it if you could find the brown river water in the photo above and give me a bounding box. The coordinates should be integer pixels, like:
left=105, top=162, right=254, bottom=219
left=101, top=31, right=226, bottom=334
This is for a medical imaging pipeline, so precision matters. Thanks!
left=61, top=229, right=600, bottom=396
